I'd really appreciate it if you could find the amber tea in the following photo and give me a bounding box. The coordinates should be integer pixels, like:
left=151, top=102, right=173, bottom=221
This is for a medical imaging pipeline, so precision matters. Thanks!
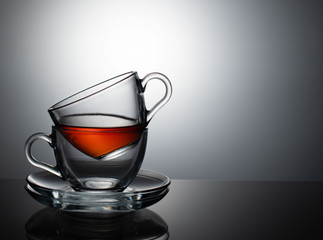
left=58, top=125, right=145, bottom=159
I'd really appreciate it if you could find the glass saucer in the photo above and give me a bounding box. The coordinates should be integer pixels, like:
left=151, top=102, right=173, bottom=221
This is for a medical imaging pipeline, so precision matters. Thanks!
left=26, top=170, right=170, bottom=213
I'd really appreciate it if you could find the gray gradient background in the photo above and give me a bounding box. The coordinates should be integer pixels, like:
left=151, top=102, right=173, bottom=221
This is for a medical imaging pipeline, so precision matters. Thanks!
left=1, top=0, right=322, bottom=179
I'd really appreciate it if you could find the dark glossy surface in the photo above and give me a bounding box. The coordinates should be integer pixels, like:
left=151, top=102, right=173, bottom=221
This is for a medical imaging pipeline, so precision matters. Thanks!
left=1, top=179, right=323, bottom=239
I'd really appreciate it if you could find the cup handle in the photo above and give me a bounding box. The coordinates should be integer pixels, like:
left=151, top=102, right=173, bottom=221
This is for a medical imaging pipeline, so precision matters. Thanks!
left=141, top=72, right=172, bottom=123
left=24, top=133, right=62, bottom=177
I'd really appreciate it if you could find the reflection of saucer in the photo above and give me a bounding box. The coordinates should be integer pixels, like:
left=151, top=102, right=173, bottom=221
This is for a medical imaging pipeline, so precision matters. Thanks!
left=26, top=170, right=170, bottom=213
left=26, top=207, right=169, bottom=239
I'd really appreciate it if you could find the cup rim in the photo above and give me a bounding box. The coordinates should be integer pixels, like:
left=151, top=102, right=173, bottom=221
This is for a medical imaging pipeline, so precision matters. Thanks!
left=53, top=125, right=147, bottom=132
left=48, top=71, right=136, bottom=112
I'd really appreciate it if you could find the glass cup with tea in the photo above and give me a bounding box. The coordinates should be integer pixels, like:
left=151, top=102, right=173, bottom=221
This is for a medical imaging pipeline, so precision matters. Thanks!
left=25, top=72, right=172, bottom=191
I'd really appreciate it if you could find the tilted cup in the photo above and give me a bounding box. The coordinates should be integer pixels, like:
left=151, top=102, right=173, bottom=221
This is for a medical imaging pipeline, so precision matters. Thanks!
left=25, top=71, right=172, bottom=191
left=48, top=71, right=172, bottom=128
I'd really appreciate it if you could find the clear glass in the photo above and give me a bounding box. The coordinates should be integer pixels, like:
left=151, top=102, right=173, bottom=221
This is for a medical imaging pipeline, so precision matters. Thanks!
left=26, top=127, right=147, bottom=191
left=26, top=170, right=170, bottom=212
left=24, top=71, right=172, bottom=191
left=48, top=71, right=172, bottom=127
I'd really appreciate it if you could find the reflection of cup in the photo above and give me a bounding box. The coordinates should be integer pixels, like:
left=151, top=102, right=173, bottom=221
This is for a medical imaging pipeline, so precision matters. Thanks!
left=24, top=72, right=172, bottom=191
left=25, top=207, right=169, bottom=240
